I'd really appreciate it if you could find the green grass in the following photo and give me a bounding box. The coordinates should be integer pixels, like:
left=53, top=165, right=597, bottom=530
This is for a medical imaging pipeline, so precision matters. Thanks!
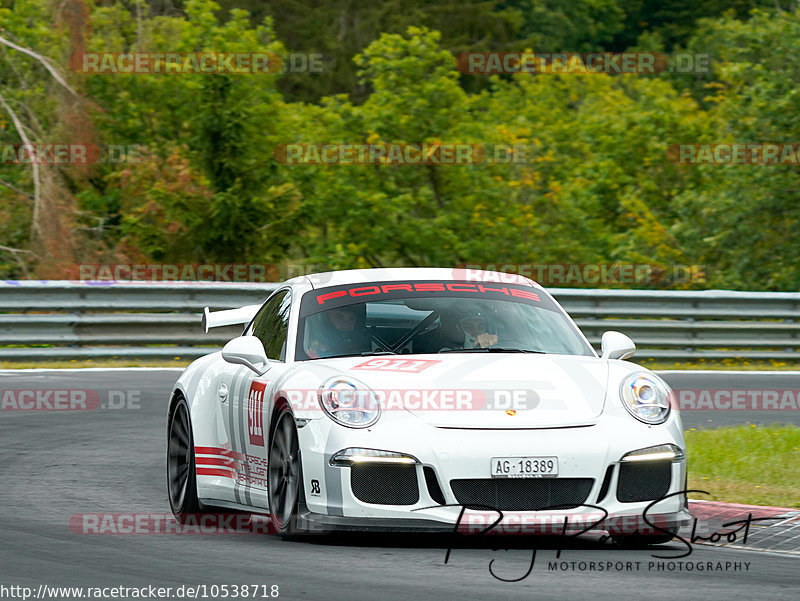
left=636, top=358, right=800, bottom=371
left=0, top=358, right=191, bottom=369
left=685, top=425, right=800, bottom=508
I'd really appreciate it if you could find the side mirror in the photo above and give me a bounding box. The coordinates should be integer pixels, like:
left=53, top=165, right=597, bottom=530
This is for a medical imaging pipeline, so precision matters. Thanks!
left=600, top=331, right=636, bottom=360
left=222, top=336, right=270, bottom=374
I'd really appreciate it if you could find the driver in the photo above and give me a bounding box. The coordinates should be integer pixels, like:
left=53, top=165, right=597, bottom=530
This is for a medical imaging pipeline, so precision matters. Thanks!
left=457, top=313, right=499, bottom=349
left=306, top=303, right=370, bottom=358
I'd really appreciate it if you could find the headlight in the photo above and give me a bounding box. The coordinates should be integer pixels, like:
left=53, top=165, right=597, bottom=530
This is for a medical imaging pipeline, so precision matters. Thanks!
left=329, top=448, right=418, bottom=466
left=318, top=377, right=381, bottom=428
left=619, top=372, right=672, bottom=424
left=620, top=444, right=685, bottom=462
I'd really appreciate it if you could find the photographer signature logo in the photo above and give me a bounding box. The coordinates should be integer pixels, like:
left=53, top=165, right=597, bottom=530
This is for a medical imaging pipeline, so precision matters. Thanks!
left=424, top=489, right=782, bottom=582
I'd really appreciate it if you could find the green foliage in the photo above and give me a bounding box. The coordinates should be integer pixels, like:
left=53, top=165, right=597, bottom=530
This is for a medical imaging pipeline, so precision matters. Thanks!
left=505, top=0, right=626, bottom=51
left=612, top=0, right=775, bottom=50
left=0, top=1, right=799, bottom=289
left=673, top=8, right=800, bottom=288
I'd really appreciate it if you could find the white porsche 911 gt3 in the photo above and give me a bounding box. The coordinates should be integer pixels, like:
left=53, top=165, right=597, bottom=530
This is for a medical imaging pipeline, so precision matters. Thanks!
left=167, top=268, right=689, bottom=544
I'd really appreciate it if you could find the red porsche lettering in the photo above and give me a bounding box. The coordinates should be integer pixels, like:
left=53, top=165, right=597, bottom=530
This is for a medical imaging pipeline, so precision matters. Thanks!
left=413, top=283, right=446, bottom=292
left=381, top=284, right=414, bottom=293
left=446, top=283, right=477, bottom=292
left=349, top=285, right=381, bottom=297
left=317, top=290, right=347, bottom=304
left=510, top=288, right=540, bottom=301
left=477, top=285, right=510, bottom=295
left=314, top=281, right=541, bottom=305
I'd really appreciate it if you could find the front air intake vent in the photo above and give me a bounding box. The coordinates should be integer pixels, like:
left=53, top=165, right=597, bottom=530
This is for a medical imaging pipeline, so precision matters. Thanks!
left=350, top=464, right=419, bottom=505
left=616, top=460, right=671, bottom=503
left=449, top=478, right=594, bottom=511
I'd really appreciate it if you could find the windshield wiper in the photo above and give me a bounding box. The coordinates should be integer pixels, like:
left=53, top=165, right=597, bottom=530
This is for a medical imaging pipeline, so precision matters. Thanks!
left=307, top=350, right=398, bottom=360
left=439, top=347, right=546, bottom=354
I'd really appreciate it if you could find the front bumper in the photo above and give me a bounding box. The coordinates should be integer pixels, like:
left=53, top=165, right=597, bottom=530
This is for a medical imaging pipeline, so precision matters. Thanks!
left=295, top=412, right=689, bottom=535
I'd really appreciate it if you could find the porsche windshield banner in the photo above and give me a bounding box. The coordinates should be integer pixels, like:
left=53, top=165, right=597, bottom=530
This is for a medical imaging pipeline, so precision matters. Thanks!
left=299, top=280, right=557, bottom=317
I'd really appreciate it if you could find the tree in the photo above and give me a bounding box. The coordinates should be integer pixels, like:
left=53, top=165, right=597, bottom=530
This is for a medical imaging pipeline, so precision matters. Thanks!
left=672, top=8, right=800, bottom=289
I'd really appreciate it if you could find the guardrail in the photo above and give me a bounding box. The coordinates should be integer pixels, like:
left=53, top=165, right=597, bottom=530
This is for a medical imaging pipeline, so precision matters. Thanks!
left=0, top=281, right=798, bottom=361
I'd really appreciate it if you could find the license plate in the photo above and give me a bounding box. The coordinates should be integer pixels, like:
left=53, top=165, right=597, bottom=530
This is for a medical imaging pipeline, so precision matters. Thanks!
left=491, top=456, right=558, bottom=478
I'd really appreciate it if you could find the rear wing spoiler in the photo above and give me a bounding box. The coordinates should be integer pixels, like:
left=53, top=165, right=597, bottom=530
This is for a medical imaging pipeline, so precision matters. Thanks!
left=202, top=304, right=262, bottom=333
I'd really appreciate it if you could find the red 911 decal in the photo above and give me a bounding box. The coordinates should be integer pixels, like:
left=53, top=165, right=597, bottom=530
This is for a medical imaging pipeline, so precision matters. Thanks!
left=247, top=381, right=266, bottom=447
left=352, top=358, right=441, bottom=373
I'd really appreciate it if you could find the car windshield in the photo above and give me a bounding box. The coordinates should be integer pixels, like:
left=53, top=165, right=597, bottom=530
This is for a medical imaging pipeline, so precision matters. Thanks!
left=295, top=280, right=593, bottom=360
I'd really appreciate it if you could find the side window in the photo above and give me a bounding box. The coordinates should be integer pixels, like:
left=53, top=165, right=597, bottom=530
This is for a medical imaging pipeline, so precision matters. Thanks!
left=251, top=290, right=291, bottom=361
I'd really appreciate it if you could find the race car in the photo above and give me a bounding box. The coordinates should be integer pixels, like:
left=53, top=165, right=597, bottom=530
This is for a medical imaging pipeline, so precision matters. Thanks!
left=167, top=268, right=690, bottom=544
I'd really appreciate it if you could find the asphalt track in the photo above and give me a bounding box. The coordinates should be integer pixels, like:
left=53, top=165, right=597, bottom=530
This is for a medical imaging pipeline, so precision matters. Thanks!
left=0, top=368, right=797, bottom=601
left=658, top=370, right=800, bottom=428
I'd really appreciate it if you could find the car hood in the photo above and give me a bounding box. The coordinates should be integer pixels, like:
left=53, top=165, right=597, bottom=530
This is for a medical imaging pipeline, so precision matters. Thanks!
left=305, top=353, right=609, bottom=429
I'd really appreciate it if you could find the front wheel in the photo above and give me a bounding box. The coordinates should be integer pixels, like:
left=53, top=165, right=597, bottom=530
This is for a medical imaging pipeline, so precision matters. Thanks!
left=167, top=396, right=201, bottom=521
left=268, top=408, right=304, bottom=537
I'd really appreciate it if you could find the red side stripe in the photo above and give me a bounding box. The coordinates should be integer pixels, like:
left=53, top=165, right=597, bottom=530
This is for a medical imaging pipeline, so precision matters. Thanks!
left=196, top=456, right=236, bottom=467
left=194, top=446, right=246, bottom=461
left=195, top=446, right=229, bottom=455
left=196, top=467, right=235, bottom=478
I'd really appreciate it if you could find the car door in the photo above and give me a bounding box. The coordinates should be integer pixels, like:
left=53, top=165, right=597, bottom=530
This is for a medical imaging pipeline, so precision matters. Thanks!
left=226, top=289, right=292, bottom=509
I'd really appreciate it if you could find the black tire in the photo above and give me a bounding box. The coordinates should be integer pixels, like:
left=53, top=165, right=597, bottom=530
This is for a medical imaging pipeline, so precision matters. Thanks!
left=268, top=408, right=304, bottom=537
left=167, top=396, right=201, bottom=522
left=611, top=530, right=677, bottom=547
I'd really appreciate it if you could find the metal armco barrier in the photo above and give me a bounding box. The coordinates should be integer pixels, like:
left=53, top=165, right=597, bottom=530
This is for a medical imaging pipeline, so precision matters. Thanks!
left=0, top=281, right=798, bottom=361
